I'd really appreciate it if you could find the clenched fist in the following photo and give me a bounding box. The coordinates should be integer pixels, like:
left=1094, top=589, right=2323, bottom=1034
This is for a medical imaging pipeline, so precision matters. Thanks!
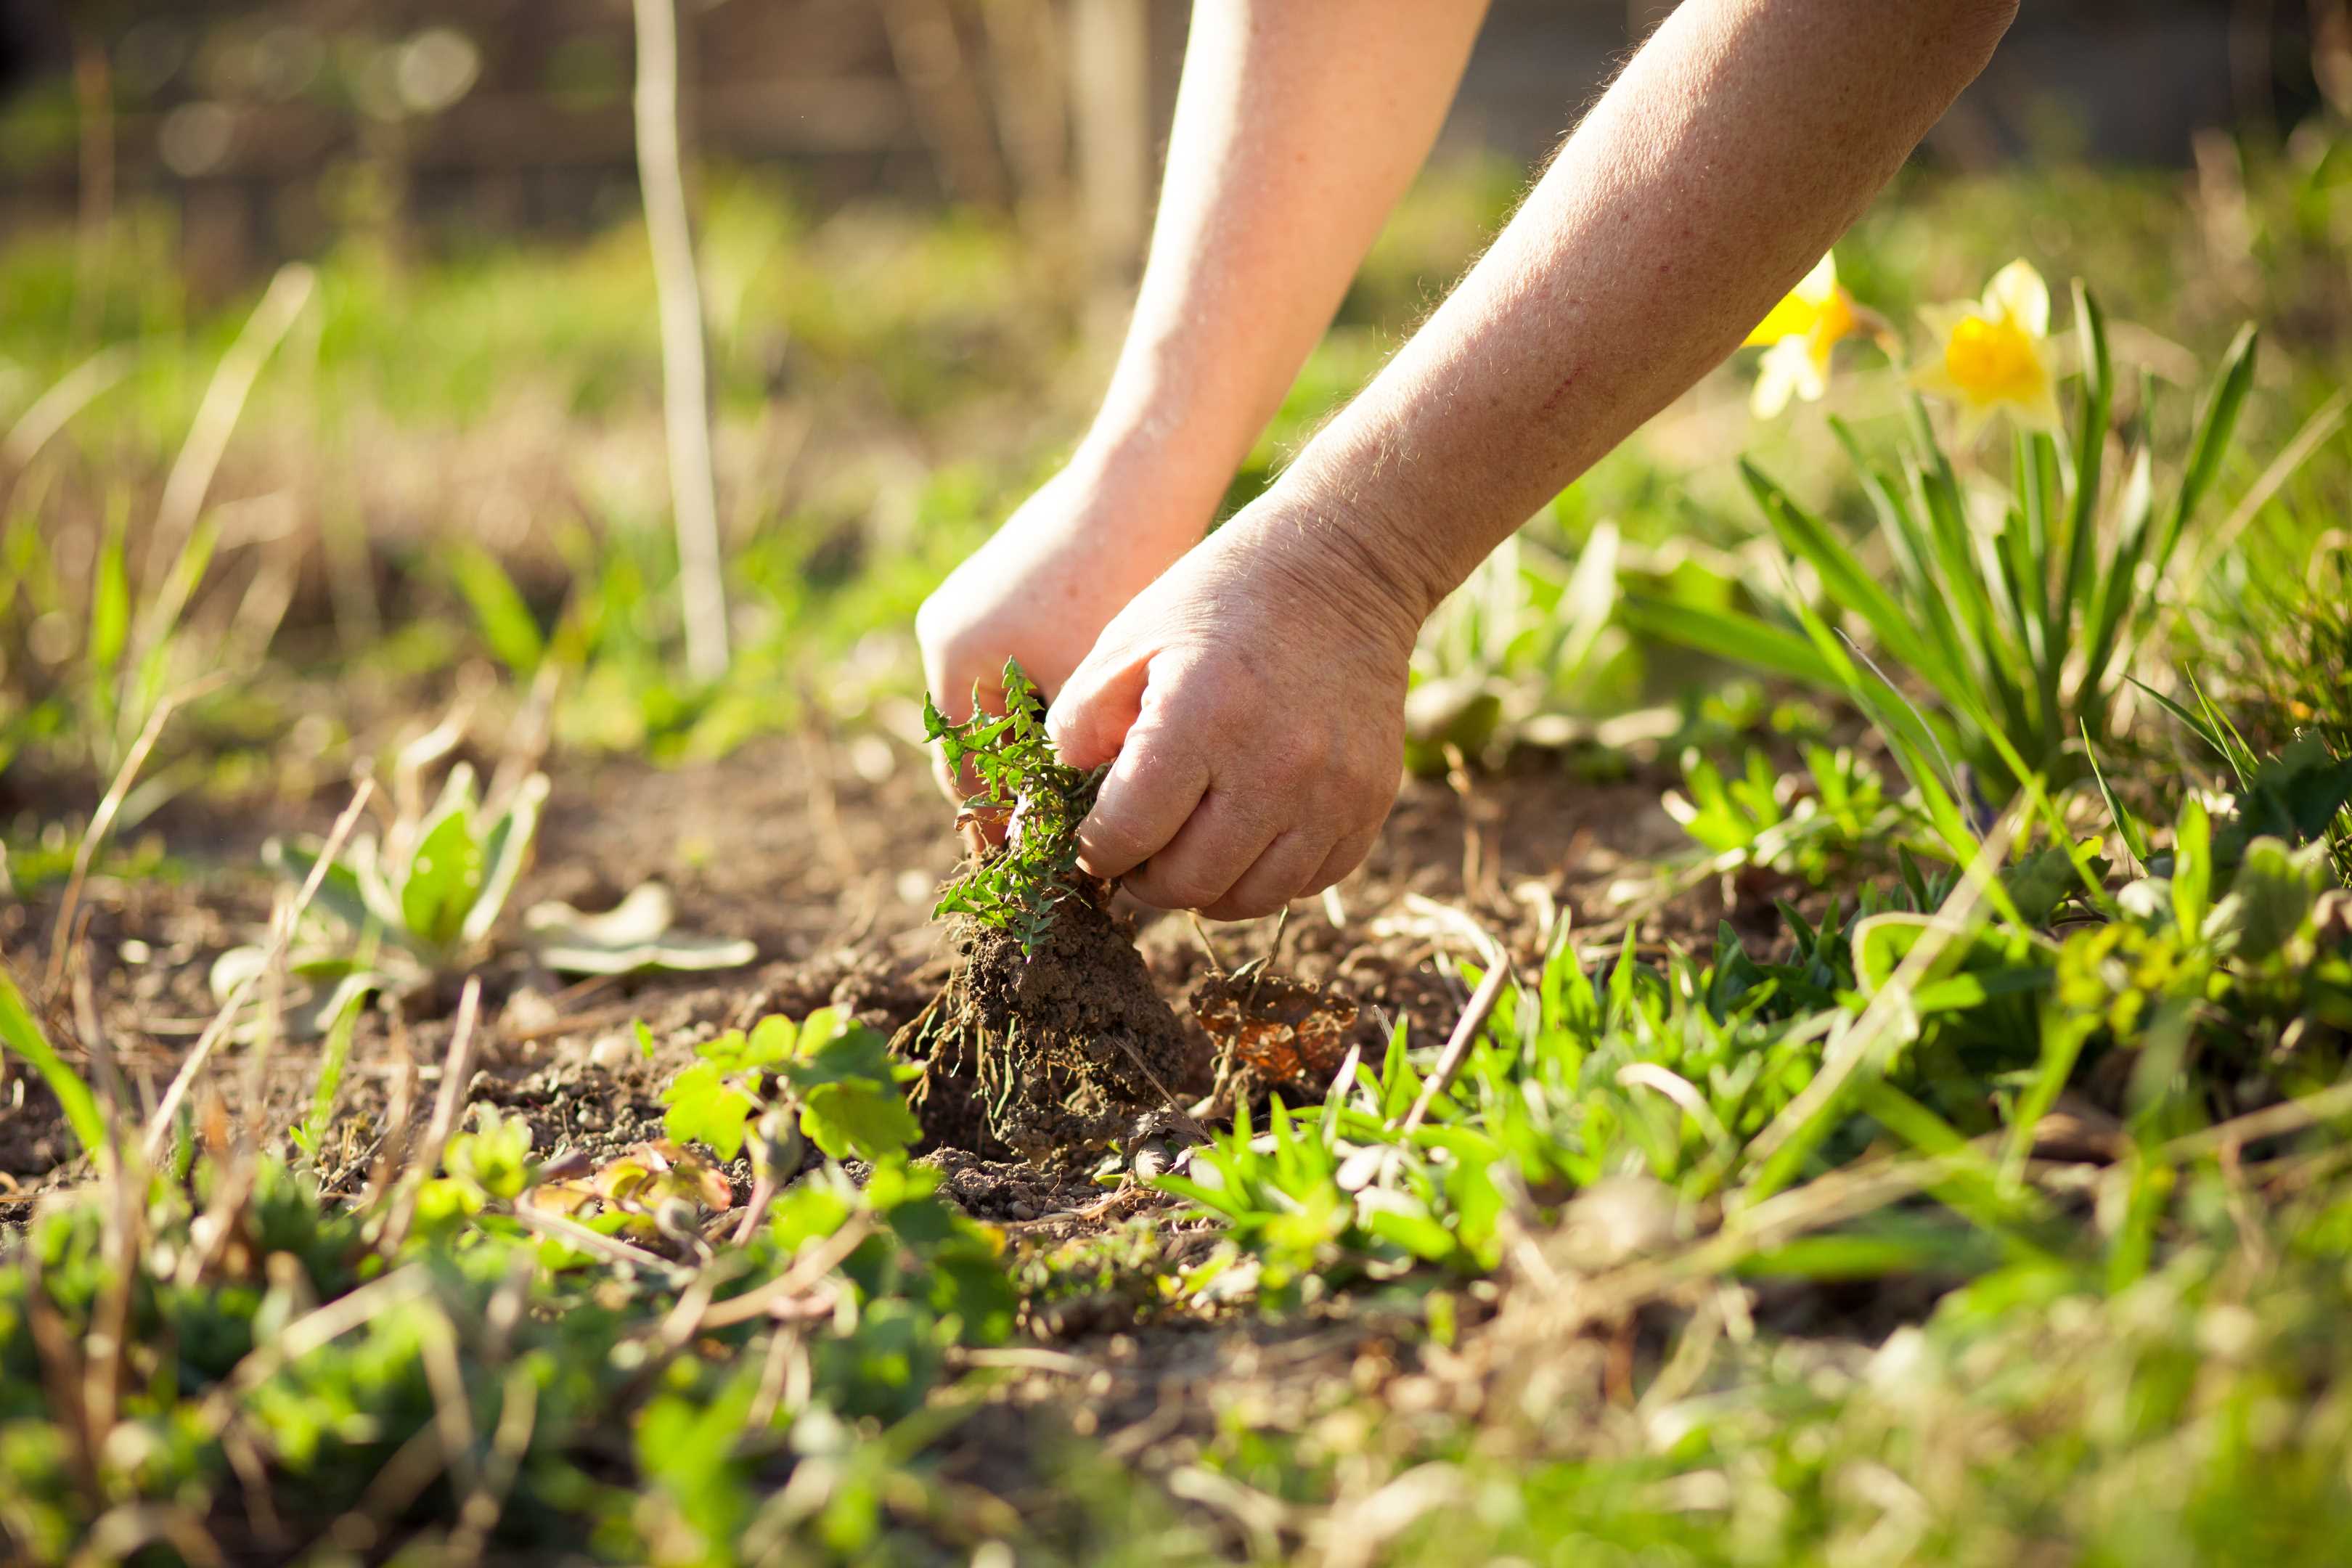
left=1042, top=494, right=1423, bottom=920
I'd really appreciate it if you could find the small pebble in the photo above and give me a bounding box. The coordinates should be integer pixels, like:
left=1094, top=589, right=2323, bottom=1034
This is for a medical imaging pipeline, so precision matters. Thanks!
left=1007, top=1201, right=1037, bottom=1221
left=502, top=989, right=559, bottom=1034
left=589, top=1033, right=636, bottom=1071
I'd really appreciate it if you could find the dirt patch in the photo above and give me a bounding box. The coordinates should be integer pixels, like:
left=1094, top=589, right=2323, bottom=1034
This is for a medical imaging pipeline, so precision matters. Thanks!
left=2, top=734, right=1687, bottom=1213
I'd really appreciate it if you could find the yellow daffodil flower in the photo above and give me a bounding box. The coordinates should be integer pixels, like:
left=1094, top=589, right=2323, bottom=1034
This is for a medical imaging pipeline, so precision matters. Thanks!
left=1744, top=251, right=1859, bottom=418
left=1911, top=258, right=2062, bottom=441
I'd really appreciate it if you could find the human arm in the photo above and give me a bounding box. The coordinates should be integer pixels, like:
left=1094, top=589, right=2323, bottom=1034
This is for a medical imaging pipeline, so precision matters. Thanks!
left=1045, top=0, right=2021, bottom=918
left=915, top=0, right=1491, bottom=730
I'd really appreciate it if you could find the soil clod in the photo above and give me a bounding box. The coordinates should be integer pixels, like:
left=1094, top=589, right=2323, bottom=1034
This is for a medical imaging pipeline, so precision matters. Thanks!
left=894, top=868, right=1208, bottom=1164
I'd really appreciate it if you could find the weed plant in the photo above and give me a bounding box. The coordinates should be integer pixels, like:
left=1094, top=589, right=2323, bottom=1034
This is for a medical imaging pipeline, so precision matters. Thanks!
left=923, top=659, right=1106, bottom=956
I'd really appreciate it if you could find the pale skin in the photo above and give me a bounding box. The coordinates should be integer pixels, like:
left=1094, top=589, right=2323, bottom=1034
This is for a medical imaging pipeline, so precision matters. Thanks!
left=918, top=0, right=2022, bottom=920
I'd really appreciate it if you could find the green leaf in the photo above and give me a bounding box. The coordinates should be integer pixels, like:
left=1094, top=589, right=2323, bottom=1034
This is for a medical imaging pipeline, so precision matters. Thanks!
left=2173, top=793, right=2213, bottom=935
left=2057, top=282, right=2113, bottom=644
left=460, top=772, right=549, bottom=947
left=1619, top=595, right=1843, bottom=687
left=663, top=1059, right=755, bottom=1161
left=778, top=1010, right=922, bottom=1163
left=401, top=804, right=486, bottom=952
left=1742, top=459, right=1954, bottom=693
left=88, top=511, right=129, bottom=677
left=0, top=968, right=103, bottom=1158
left=2082, top=723, right=2150, bottom=870
left=2159, top=322, right=2258, bottom=571
left=262, top=836, right=384, bottom=942
left=2205, top=836, right=2332, bottom=961
left=448, top=543, right=547, bottom=676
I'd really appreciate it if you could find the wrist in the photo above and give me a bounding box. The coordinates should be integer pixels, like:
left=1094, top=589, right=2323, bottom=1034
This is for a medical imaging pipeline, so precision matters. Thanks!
left=1248, top=460, right=1456, bottom=638
left=1053, top=423, right=1228, bottom=552
left=1224, top=478, right=1442, bottom=669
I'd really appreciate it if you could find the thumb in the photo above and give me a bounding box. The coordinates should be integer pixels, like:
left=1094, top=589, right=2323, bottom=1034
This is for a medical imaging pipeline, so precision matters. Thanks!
left=1045, top=645, right=1149, bottom=770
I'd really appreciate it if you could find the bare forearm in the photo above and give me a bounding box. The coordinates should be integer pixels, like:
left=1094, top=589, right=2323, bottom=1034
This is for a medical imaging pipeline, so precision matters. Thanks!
left=1083, top=0, right=1490, bottom=520
left=1259, top=0, right=2019, bottom=616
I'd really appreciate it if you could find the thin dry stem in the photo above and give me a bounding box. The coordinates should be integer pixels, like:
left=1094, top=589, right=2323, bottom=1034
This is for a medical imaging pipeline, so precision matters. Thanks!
left=696, top=1213, right=877, bottom=1331
left=1401, top=954, right=1512, bottom=1135
left=374, top=978, right=483, bottom=1255
left=631, top=0, right=730, bottom=682
left=142, top=263, right=315, bottom=591
left=1, top=346, right=129, bottom=471
left=46, top=674, right=226, bottom=996
left=139, top=780, right=376, bottom=1164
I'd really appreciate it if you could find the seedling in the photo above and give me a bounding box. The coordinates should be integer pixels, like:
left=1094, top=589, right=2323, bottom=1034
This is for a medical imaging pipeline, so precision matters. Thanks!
left=1667, top=743, right=1929, bottom=883
left=661, top=1007, right=923, bottom=1167
left=215, top=736, right=751, bottom=1031
left=923, top=658, right=1106, bottom=956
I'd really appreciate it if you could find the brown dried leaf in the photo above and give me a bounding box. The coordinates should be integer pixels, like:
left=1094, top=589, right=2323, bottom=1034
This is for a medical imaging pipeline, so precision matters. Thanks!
left=584, top=1140, right=735, bottom=1213
left=523, top=1180, right=597, bottom=1217
left=1191, top=971, right=1360, bottom=1089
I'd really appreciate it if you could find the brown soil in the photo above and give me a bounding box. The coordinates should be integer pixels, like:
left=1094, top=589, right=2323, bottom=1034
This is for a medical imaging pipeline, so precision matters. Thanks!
left=896, top=875, right=1212, bottom=1164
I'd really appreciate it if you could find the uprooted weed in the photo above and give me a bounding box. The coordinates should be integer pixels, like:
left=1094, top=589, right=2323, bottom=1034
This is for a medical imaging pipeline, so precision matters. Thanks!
left=900, top=660, right=1206, bottom=1166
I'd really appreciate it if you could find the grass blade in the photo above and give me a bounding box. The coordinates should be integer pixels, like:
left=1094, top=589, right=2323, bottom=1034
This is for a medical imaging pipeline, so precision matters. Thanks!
left=2057, top=282, right=2113, bottom=645
left=0, top=967, right=104, bottom=1158
left=1619, top=595, right=1843, bottom=687
left=2157, top=322, right=2258, bottom=573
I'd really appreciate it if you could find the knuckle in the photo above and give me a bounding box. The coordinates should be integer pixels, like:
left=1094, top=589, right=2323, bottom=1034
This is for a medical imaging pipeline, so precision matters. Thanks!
left=1138, top=859, right=1223, bottom=912
left=1209, top=886, right=1280, bottom=922
left=912, top=592, right=956, bottom=648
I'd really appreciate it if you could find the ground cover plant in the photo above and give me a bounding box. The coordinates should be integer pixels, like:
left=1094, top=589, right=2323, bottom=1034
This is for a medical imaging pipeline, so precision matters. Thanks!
left=7, top=131, right=2352, bottom=1568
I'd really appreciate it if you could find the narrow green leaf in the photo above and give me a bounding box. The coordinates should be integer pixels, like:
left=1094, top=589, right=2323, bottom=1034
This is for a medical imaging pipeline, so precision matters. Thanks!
left=0, top=968, right=103, bottom=1157
left=2173, top=793, right=2213, bottom=934
left=449, top=543, right=547, bottom=676
left=2159, top=322, right=2258, bottom=573
left=1620, top=595, right=1843, bottom=688
left=460, top=772, right=550, bottom=948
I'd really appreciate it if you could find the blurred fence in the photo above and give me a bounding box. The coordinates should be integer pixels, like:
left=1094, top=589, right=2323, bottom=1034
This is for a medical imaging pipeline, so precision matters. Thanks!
left=0, top=0, right=2342, bottom=294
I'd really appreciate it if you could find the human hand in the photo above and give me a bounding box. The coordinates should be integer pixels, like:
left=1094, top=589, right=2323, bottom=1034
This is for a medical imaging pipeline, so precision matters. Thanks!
left=1042, top=496, right=1429, bottom=920
left=915, top=451, right=1214, bottom=805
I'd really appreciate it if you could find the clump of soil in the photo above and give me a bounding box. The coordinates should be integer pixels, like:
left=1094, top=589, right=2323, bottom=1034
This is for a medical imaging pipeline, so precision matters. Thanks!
left=894, top=869, right=1208, bottom=1165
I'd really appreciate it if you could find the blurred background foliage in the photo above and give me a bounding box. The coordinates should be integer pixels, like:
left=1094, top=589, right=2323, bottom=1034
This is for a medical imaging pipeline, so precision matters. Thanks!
left=0, top=0, right=2349, bottom=807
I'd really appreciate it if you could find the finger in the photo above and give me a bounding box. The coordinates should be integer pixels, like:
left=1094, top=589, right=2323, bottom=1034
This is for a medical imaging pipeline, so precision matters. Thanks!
left=1121, top=786, right=1281, bottom=913
left=1304, top=820, right=1383, bottom=900
left=1199, top=828, right=1334, bottom=923
left=1071, top=706, right=1212, bottom=881
left=1045, top=642, right=1150, bottom=771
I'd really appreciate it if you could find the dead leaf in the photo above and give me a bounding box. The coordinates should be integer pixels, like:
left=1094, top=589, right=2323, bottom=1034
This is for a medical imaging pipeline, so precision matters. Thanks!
left=1191, top=971, right=1359, bottom=1089
left=536, top=1140, right=735, bottom=1217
